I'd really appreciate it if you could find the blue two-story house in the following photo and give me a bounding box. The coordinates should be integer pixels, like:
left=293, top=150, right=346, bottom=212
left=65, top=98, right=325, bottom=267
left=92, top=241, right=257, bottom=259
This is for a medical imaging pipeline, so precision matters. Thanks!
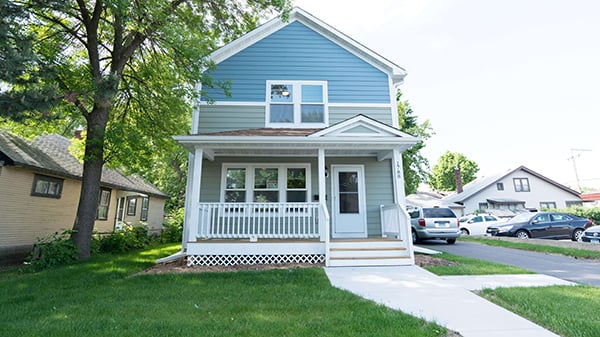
left=174, top=7, right=420, bottom=267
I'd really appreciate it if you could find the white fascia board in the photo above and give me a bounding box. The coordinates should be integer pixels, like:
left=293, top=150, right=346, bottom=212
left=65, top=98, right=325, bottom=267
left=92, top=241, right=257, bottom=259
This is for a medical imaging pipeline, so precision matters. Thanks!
left=174, top=135, right=419, bottom=150
left=310, top=115, right=417, bottom=139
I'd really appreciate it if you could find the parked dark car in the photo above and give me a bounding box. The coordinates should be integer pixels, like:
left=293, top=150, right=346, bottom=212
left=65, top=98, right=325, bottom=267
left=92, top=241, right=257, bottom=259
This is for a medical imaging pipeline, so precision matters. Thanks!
left=407, top=206, right=461, bottom=244
left=581, top=226, right=600, bottom=243
left=486, top=212, right=593, bottom=241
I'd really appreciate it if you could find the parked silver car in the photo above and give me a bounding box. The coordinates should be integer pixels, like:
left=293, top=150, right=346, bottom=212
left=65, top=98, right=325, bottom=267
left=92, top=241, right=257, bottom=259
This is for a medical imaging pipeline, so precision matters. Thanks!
left=407, top=206, right=461, bottom=244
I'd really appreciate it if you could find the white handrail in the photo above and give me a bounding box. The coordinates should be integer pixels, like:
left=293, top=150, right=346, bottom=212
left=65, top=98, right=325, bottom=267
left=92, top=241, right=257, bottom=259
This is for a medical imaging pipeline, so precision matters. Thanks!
left=320, top=202, right=331, bottom=266
left=195, top=202, right=321, bottom=240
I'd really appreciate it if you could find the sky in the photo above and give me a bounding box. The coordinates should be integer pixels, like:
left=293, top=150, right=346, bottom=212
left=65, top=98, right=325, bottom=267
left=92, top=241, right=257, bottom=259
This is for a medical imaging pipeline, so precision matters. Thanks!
left=293, top=0, right=600, bottom=191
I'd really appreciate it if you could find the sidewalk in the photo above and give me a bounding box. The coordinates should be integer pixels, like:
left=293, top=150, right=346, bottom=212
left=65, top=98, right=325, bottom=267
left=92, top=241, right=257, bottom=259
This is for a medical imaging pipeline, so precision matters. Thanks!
left=325, top=266, right=574, bottom=337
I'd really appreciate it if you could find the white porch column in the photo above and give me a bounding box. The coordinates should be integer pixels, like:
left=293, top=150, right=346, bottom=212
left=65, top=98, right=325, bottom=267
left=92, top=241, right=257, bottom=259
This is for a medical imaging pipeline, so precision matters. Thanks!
left=391, top=149, right=406, bottom=205
left=318, top=148, right=327, bottom=241
left=186, top=147, right=204, bottom=246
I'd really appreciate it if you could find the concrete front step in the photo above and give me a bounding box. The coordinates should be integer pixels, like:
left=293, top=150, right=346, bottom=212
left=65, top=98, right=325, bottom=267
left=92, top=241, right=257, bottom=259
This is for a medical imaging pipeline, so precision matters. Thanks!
left=328, top=256, right=412, bottom=267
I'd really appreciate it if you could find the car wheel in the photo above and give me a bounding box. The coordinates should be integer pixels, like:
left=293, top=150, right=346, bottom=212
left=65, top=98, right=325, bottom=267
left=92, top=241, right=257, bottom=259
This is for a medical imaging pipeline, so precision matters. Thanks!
left=515, top=230, right=530, bottom=239
left=460, top=228, right=469, bottom=236
left=572, top=229, right=584, bottom=242
left=446, top=238, right=456, bottom=244
left=411, top=230, right=419, bottom=244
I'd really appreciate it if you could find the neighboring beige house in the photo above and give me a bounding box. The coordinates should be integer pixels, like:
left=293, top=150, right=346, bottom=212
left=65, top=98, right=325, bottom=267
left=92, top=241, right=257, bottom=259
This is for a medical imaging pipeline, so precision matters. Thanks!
left=0, top=130, right=168, bottom=264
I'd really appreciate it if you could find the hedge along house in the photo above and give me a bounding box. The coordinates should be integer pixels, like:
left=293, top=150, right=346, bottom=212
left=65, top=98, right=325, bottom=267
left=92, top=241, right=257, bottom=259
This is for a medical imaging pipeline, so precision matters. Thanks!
left=0, top=130, right=168, bottom=264
left=173, top=7, right=420, bottom=267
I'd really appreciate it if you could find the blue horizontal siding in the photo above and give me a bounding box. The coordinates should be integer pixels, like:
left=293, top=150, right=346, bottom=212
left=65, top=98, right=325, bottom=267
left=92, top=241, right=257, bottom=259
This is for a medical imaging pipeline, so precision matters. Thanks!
left=203, top=21, right=390, bottom=104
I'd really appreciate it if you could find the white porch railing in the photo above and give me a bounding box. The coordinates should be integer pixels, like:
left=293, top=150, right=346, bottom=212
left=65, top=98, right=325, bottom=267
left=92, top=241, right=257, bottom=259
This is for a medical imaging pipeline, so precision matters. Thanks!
left=380, top=204, right=410, bottom=241
left=195, top=202, right=321, bottom=240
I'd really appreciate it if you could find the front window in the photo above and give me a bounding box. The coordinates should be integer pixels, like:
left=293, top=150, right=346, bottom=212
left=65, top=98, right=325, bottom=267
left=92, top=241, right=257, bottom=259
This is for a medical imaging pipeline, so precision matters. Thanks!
left=31, top=174, right=63, bottom=198
left=496, top=182, right=504, bottom=191
left=267, top=81, right=327, bottom=127
left=96, top=188, right=111, bottom=220
left=222, top=164, right=310, bottom=203
left=513, top=178, right=530, bottom=192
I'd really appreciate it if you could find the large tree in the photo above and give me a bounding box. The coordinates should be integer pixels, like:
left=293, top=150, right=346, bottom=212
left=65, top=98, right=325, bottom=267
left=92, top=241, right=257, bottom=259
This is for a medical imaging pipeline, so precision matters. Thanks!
left=430, top=151, right=479, bottom=191
left=0, top=0, right=291, bottom=259
left=396, top=91, right=433, bottom=195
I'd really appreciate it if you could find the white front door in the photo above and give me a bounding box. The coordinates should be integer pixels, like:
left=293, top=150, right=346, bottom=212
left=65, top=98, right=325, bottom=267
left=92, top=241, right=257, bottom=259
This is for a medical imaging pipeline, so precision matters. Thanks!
left=332, top=165, right=367, bottom=238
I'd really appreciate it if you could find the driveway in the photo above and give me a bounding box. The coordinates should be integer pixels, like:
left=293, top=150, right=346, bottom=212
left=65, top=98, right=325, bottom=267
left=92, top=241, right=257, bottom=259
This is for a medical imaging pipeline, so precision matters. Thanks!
left=421, top=240, right=600, bottom=287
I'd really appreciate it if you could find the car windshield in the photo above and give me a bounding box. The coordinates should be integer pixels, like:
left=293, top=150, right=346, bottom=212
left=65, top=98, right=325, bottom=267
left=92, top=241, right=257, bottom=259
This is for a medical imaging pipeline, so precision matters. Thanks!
left=423, top=208, right=456, bottom=218
left=507, top=212, right=536, bottom=224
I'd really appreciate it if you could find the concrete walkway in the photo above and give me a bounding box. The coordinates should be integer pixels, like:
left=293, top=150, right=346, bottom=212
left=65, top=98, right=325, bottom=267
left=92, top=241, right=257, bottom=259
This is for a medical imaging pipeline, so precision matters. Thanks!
left=325, top=266, right=574, bottom=337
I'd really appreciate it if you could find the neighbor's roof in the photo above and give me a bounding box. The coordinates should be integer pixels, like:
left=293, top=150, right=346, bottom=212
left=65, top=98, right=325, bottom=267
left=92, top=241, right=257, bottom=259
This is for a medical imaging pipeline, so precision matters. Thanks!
left=0, top=130, right=168, bottom=198
left=444, top=165, right=580, bottom=203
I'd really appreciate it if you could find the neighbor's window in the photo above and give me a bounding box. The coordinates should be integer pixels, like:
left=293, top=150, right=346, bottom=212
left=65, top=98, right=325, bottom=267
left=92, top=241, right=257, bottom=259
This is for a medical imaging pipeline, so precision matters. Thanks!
left=496, top=182, right=504, bottom=191
left=96, top=188, right=111, bottom=220
left=31, top=174, right=63, bottom=198
left=222, top=164, right=310, bottom=203
left=540, top=201, right=556, bottom=209
left=140, top=197, right=149, bottom=221
left=126, top=197, right=137, bottom=216
left=267, top=81, right=327, bottom=127
left=513, top=178, right=530, bottom=192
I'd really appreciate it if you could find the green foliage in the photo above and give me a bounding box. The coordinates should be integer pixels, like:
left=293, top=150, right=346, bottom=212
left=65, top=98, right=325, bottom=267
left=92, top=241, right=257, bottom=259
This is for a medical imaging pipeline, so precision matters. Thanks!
left=159, top=208, right=185, bottom=243
left=26, top=231, right=79, bottom=271
left=396, top=90, right=433, bottom=194
left=0, top=0, right=293, bottom=259
left=98, top=225, right=149, bottom=253
left=559, top=206, right=600, bottom=225
left=430, top=151, right=479, bottom=191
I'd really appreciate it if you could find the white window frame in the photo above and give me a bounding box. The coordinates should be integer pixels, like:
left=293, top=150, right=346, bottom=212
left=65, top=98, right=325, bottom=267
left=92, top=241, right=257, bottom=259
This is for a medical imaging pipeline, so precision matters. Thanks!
left=220, top=163, right=311, bottom=203
left=265, top=80, right=328, bottom=128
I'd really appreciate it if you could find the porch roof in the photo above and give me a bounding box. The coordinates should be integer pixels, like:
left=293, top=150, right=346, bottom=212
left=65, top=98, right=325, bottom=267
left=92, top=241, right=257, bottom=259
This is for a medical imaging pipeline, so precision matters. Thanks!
left=174, top=115, right=421, bottom=159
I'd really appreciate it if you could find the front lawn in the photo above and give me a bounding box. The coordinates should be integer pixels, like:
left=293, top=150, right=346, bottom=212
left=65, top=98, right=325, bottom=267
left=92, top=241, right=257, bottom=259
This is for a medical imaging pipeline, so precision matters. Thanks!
left=0, top=244, right=447, bottom=337
left=480, top=286, right=600, bottom=337
left=420, top=252, right=533, bottom=276
left=461, top=236, right=600, bottom=259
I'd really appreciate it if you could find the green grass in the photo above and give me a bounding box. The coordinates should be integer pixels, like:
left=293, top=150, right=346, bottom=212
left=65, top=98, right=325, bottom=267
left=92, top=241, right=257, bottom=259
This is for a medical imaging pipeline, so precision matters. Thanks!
left=480, top=286, right=600, bottom=337
left=461, top=236, right=600, bottom=259
left=0, top=243, right=447, bottom=337
left=421, top=252, right=533, bottom=276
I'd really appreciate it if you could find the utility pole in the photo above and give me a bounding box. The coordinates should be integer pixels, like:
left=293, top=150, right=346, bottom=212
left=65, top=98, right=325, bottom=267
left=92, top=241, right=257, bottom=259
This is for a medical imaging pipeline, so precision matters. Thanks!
left=567, top=148, right=592, bottom=192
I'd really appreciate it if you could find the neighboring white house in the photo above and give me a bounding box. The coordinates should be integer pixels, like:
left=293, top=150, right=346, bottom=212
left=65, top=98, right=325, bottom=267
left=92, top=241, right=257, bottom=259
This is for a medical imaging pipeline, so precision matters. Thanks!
left=443, top=166, right=583, bottom=214
left=171, top=7, right=420, bottom=267
left=406, top=191, right=465, bottom=217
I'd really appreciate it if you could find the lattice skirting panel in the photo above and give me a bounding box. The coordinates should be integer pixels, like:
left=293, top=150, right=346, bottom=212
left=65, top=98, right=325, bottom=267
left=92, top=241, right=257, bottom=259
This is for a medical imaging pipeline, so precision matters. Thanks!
left=187, top=254, right=326, bottom=267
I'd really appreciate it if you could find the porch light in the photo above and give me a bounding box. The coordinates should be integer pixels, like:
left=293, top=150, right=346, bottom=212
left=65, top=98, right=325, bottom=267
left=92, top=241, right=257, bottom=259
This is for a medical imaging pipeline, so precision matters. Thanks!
left=325, top=166, right=329, bottom=178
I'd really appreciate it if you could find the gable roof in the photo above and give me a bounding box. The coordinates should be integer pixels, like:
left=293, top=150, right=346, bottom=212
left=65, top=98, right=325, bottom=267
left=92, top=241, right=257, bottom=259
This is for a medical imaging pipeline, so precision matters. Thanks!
left=444, top=165, right=580, bottom=203
left=209, top=7, right=407, bottom=85
left=0, top=130, right=168, bottom=198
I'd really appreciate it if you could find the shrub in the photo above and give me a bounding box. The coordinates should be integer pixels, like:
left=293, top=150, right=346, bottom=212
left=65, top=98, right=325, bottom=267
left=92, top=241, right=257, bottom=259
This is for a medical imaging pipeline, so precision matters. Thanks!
left=27, top=231, right=79, bottom=271
left=98, top=225, right=149, bottom=253
left=561, top=206, right=600, bottom=225
left=159, top=207, right=184, bottom=243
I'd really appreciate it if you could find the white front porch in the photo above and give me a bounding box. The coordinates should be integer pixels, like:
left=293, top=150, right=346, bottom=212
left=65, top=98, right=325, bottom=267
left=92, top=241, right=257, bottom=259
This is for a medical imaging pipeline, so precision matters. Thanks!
left=184, top=202, right=414, bottom=267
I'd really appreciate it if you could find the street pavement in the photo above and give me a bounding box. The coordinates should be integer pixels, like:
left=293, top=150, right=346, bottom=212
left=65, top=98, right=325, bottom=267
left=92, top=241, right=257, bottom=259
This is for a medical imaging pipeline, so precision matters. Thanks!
left=421, top=240, right=600, bottom=287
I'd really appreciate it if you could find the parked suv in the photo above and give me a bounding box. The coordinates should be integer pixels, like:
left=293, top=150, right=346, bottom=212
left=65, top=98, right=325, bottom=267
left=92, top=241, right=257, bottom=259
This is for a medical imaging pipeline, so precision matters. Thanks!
left=407, top=206, right=461, bottom=244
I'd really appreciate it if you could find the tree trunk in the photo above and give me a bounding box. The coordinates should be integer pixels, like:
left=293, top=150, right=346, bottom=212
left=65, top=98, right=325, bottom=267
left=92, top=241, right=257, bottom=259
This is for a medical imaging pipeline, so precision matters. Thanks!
left=71, top=104, right=110, bottom=260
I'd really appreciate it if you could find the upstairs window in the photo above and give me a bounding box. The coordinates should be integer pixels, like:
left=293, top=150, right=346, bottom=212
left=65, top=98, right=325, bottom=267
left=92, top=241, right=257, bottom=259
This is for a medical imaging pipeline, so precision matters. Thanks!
left=513, top=178, right=530, bottom=192
left=496, top=182, right=504, bottom=191
left=267, top=81, right=327, bottom=127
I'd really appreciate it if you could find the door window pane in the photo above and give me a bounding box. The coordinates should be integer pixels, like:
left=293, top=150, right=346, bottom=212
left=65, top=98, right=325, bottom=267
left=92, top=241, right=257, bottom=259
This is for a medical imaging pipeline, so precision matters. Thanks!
left=338, top=172, right=359, bottom=214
